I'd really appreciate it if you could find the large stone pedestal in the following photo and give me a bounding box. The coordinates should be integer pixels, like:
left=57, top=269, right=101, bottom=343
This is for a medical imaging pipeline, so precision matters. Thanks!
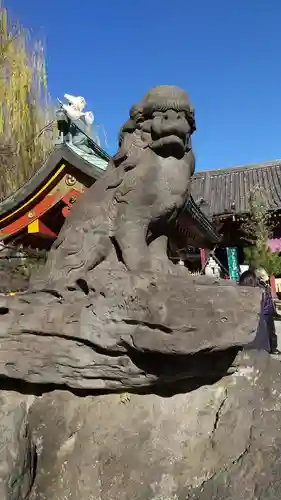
left=24, top=351, right=281, bottom=499
left=0, top=271, right=260, bottom=390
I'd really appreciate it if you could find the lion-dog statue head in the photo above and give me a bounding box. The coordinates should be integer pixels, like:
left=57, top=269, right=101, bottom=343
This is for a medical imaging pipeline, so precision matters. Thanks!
left=112, top=85, right=196, bottom=175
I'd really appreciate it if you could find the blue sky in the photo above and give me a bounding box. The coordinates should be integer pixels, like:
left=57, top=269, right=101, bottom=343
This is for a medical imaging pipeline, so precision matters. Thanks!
left=5, top=0, right=281, bottom=171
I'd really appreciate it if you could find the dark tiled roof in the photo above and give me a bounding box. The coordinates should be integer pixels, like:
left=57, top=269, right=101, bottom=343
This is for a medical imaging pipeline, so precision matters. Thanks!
left=191, top=160, right=281, bottom=217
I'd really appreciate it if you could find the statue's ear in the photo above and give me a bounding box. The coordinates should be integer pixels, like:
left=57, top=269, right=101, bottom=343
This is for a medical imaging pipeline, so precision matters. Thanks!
left=113, top=127, right=136, bottom=166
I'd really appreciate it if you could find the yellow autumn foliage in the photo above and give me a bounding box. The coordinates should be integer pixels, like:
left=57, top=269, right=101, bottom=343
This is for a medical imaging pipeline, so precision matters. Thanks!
left=0, top=5, right=54, bottom=200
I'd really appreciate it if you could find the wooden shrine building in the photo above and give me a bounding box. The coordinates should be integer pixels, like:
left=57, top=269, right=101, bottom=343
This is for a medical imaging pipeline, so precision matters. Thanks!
left=0, top=143, right=110, bottom=249
left=191, top=160, right=281, bottom=278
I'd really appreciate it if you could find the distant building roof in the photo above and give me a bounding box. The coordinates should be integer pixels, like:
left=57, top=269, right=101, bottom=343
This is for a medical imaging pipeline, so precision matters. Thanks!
left=191, top=159, right=281, bottom=217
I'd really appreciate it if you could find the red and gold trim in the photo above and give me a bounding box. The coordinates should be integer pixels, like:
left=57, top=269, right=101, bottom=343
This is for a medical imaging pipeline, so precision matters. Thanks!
left=0, top=163, right=89, bottom=243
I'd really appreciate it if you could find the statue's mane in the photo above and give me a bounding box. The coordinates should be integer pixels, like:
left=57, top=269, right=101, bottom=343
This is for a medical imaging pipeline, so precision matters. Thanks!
left=111, top=120, right=150, bottom=169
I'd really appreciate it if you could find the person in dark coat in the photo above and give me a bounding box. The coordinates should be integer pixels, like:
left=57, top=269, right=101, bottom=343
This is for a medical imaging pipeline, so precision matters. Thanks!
left=238, top=269, right=278, bottom=353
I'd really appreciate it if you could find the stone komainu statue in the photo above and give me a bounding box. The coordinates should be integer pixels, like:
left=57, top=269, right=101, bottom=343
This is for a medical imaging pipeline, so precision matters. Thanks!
left=35, top=85, right=196, bottom=288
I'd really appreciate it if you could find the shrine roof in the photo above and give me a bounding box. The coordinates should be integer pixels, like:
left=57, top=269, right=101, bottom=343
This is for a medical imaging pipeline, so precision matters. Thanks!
left=191, top=159, right=281, bottom=217
left=0, top=144, right=108, bottom=218
left=0, top=141, right=220, bottom=247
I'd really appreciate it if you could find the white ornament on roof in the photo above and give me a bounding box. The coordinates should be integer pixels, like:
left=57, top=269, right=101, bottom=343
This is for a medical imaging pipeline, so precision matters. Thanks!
left=62, top=93, right=94, bottom=125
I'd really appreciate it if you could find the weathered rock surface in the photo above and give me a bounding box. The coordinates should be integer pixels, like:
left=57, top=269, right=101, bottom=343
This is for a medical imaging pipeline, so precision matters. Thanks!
left=26, top=350, right=281, bottom=500
left=0, top=392, right=35, bottom=500
left=0, top=271, right=260, bottom=390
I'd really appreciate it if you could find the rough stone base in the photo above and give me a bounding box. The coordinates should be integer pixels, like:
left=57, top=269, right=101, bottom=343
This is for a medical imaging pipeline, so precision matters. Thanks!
left=0, top=392, right=35, bottom=500
left=25, top=350, right=281, bottom=500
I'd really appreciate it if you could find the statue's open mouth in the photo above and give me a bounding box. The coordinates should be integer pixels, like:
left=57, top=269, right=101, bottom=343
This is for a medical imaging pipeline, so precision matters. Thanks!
left=151, top=135, right=186, bottom=158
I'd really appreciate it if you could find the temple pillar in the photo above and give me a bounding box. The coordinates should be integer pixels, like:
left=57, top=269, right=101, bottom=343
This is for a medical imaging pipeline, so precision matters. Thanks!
left=200, top=248, right=207, bottom=269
